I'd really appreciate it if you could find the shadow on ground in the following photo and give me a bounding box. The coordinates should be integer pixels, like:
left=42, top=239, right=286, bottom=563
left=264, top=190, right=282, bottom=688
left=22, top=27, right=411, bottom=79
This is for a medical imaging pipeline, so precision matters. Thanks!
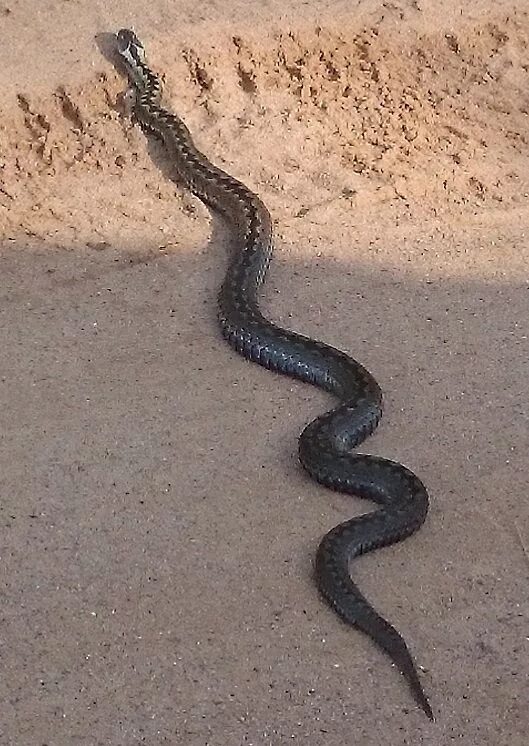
left=0, top=240, right=526, bottom=744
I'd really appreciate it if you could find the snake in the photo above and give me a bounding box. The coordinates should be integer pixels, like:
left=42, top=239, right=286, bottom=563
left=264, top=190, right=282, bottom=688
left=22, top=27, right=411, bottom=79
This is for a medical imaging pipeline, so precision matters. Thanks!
left=115, top=28, right=433, bottom=720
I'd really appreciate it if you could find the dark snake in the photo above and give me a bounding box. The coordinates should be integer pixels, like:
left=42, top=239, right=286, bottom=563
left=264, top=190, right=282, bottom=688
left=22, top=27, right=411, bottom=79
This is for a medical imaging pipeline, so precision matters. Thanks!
left=115, top=28, right=433, bottom=720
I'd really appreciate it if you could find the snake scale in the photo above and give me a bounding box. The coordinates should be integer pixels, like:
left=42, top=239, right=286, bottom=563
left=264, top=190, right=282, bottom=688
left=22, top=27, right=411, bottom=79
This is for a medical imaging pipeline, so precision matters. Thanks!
left=116, top=29, right=433, bottom=719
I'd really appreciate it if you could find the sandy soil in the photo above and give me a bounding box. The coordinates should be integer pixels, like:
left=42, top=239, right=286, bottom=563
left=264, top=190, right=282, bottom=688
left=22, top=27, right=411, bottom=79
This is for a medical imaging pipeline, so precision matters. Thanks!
left=1, top=1, right=528, bottom=744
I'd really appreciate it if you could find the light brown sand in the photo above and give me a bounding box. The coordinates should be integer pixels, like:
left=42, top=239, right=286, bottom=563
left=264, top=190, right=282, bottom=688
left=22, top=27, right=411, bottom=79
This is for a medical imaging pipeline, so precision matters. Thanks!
left=1, top=1, right=528, bottom=744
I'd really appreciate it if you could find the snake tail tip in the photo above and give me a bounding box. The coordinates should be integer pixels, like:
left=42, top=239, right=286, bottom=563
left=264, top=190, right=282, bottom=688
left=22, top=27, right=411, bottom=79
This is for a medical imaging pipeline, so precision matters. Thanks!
left=417, top=692, right=434, bottom=721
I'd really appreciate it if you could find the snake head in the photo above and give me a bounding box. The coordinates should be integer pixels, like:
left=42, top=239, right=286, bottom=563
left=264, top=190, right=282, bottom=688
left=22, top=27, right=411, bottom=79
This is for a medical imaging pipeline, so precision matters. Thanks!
left=116, top=28, right=146, bottom=66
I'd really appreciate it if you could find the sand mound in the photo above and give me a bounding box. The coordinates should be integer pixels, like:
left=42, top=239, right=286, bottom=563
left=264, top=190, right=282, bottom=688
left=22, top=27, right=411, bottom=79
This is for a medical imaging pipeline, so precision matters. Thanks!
left=2, top=11, right=529, bottom=247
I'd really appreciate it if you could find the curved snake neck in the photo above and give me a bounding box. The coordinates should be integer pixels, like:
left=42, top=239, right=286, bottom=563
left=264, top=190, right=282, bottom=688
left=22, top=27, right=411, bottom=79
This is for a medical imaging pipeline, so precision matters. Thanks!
left=115, top=28, right=433, bottom=720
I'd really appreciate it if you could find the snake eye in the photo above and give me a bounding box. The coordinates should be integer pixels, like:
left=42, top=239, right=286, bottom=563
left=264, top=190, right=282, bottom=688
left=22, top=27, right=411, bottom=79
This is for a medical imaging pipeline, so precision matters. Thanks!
left=116, top=29, right=131, bottom=51
left=117, top=28, right=141, bottom=53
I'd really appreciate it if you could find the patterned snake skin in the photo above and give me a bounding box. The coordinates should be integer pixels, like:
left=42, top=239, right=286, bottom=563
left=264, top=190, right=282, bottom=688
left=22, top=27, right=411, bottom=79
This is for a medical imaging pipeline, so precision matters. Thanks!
left=115, top=28, right=433, bottom=719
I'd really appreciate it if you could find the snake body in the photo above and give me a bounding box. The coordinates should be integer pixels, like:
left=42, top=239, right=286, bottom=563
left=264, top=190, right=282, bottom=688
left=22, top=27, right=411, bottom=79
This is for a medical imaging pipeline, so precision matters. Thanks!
left=116, top=29, right=433, bottom=719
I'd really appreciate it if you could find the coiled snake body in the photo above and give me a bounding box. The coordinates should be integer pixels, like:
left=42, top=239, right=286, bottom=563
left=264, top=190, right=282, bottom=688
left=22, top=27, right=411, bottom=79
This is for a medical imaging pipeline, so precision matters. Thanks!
left=116, top=29, right=433, bottom=719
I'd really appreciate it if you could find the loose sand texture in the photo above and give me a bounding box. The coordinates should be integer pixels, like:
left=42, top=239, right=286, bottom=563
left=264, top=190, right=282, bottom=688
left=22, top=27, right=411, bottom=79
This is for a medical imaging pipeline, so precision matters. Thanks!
left=0, top=1, right=528, bottom=744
